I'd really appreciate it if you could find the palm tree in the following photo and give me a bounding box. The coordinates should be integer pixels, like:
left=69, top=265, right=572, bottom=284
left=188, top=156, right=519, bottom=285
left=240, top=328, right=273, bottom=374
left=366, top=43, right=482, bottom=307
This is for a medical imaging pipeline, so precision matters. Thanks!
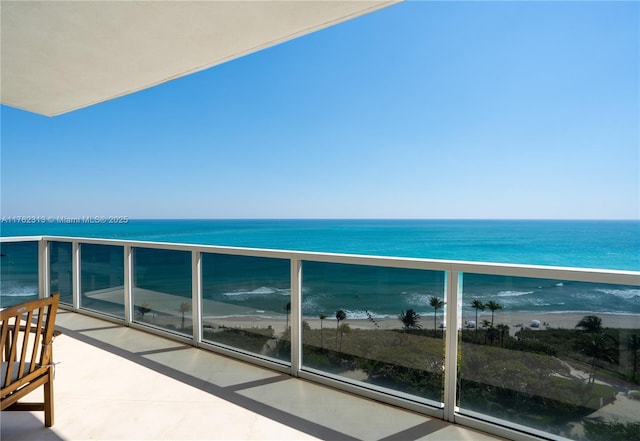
left=179, top=301, right=190, bottom=330
left=627, top=334, right=640, bottom=381
left=338, top=323, right=351, bottom=352
left=496, top=324, right=510, bottom=347
left=398, top=309, right=421, bottom=331
left=484, top=300, right=502, bottom=326
left=470, top=299, right=485, bottom=335
left=575, top=333, right=617, bottom=384
left=319, top=313, right=327, bottom=348
left=486, top=325, right=499, bottom=345
left=284, top=302, right=291, bottom=330
left=429, top=296, right=445, bottom=336
left=576, top=315, right=603, bottom=333
left=335, top=309, right=346, bottom=345
left=481, top=319, right=492, bottom=344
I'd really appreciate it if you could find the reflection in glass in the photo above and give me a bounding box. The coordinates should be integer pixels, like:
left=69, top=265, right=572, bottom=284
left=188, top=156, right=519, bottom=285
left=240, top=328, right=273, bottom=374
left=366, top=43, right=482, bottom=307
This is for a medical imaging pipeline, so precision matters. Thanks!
left=0, top=241, right=39, bottom=307
left=81, top=244, right=124, bottom=317
left=133, top=247, right=191, bottom=335
left=301, top=261, right=446, bottom=404
left=458, top=273, right=640, bottom=439
left=50, top=241, right=72, bottom=304
left=201, top=253, right=290, bottom=362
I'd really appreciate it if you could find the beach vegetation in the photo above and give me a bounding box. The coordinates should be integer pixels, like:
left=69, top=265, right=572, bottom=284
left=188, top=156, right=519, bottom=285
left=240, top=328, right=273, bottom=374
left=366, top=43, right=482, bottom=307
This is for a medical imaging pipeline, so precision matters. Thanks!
left=203, top=326, right=277, bottom=356
left=582, top=420, right=640, bottom=441
left=398, top=309, right=421, bottom=331
left=626, top=334, right=640, bottom=382
left=458, top=337, right=622, bottom=436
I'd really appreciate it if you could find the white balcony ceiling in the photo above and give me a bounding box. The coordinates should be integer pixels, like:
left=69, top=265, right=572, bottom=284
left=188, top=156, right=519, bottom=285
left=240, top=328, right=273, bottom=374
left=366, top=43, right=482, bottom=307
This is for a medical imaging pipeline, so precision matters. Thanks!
left=1, top=0, right=399, bottom=117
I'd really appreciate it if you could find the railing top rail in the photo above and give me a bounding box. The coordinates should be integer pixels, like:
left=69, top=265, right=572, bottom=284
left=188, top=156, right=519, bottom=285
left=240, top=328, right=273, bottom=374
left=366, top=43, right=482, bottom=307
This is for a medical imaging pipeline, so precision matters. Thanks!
left=2, top=235, right=639, bottom=286
left=0, top=235, right=44, bottom=242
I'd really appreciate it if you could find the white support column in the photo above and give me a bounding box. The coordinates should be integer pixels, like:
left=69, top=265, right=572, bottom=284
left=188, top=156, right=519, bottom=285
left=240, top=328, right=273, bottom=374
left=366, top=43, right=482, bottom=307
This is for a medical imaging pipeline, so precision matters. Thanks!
left=38, top=239, right=49, bottom=298
left=124, top=245, right=133, bottom=324
left=72, top=242, right=81, bottom=309
left=192, top=250, right=202, bottom=345
left=290, top=258, right=302, bottom=376
left=443, top=270, right=461, bottom=422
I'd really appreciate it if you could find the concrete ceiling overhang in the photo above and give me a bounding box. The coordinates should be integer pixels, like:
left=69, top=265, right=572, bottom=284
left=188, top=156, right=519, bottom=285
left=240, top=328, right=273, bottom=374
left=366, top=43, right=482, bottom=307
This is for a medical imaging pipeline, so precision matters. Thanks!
left=1, top=0, right=399, bottom=117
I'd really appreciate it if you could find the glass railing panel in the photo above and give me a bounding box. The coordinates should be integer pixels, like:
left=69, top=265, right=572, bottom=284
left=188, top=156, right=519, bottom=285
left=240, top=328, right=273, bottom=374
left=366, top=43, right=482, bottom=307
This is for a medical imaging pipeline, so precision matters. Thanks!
left=301, top=261, right=446, bottom=404
left=0, top=241, right=39, bottom=307
left=50, top=241, right=73, bottom=304
left=132, top=247, right=192, bottom=335
left=80, top=243, right=125, bottom=318
left=458, top=273, right=640, bottom=440
left=201, top=253, right=291, bottom=362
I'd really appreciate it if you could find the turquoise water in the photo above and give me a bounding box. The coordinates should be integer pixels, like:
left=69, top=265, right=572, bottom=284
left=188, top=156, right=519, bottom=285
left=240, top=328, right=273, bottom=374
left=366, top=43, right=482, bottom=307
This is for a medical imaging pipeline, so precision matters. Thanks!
left=2, top=219, right=639, bottom=270
left=2, top=219, right=639, bottom=315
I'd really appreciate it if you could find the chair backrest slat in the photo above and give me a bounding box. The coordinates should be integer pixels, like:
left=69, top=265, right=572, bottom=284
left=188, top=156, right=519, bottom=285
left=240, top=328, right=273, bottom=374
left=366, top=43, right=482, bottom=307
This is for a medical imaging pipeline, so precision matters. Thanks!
left=19, top=309, right=34, bottom=376
left=1, top=295, right=59, bottom=387
left=0, top=321, right=7, bottom=386
left=30, top=308, right=45, bottom=370
left=5, top=318, right=21, bottom=386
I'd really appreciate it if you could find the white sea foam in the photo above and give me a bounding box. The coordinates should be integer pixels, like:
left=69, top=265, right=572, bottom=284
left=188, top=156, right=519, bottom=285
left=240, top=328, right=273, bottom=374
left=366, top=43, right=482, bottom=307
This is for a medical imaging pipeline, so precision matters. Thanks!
left=342, top=309, right=396, bottom=320
left=222, top=287, right=290, bottom=297
left=496, top=290, right=534, bottom=297
left=0, top=281, right=38, bottom=297
left=593, top=288, right=640, bottom=300
left=301, top=297, right=319, bottom=313
left=405, top=292, right=439, bottom=305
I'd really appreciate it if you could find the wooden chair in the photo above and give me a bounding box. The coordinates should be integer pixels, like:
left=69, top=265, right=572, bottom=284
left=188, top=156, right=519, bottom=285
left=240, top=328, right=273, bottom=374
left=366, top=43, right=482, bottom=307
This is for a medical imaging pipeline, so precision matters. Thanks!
left=1, top=294, right=59, bottom=427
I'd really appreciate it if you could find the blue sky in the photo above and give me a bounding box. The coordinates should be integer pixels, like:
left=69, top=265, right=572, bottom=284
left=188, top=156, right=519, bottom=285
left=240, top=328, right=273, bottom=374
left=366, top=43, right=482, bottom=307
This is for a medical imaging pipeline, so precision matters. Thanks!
left=1, top=1, right=638, bottom=220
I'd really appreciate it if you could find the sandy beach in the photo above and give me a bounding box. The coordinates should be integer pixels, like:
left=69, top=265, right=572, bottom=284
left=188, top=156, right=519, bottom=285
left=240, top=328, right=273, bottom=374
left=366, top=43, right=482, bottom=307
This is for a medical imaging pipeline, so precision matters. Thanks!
left=203, top=312, right=639, bottom=335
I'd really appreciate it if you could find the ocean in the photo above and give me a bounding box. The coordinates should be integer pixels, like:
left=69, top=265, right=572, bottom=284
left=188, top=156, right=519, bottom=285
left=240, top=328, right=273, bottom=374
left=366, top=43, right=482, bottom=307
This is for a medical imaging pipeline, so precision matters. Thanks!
left=1, top=219, right=639, bottom=317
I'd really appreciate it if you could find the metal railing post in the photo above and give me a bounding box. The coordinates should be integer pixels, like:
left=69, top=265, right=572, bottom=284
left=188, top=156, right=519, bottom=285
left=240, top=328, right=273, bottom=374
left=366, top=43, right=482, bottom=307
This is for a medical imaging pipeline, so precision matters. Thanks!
left=443, top=269, right=460, bottom=422
left=192, top=250, right=202, bottom=345
left=290, top=258, right=302, bottom=376
left=72, top=241, right=81, bottom=309
left=38, top=238, right=50, bottom=298
left=124, top=245, right=133, bottom=324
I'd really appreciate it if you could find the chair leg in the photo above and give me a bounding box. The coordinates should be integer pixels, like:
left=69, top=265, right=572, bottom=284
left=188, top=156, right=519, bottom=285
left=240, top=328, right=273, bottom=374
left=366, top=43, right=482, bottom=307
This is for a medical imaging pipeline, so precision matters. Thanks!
left=44, top=368, right=54, bottom=427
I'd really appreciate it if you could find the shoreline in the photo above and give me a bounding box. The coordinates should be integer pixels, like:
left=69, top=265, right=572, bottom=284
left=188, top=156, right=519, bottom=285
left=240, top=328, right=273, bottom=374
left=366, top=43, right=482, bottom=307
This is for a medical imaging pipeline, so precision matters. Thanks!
left=203, top=312, right=639, bottom=332
left=83, top=287, right=639, bottom=332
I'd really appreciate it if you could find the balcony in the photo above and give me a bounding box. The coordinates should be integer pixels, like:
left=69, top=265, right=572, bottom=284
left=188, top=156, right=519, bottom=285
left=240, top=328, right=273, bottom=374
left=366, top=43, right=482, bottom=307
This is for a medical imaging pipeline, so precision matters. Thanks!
left=1, top=236, right=639, bottom=441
